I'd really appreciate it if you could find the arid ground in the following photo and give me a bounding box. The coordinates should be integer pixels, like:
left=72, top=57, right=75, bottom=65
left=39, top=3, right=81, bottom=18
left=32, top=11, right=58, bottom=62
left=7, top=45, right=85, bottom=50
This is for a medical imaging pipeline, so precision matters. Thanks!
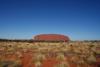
left=0, top=41, right=100, bottom=67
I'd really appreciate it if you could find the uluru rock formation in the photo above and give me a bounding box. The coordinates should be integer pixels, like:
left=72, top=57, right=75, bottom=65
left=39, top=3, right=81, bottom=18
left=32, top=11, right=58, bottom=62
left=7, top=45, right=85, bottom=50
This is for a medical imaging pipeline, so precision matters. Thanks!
left=34, top=34, right=70, bottom=42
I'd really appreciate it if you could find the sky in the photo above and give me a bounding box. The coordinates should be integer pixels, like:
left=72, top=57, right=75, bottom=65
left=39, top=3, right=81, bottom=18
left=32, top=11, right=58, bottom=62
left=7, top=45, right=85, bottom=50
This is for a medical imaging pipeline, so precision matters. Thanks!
left=0, top=0, right=100, bottom=40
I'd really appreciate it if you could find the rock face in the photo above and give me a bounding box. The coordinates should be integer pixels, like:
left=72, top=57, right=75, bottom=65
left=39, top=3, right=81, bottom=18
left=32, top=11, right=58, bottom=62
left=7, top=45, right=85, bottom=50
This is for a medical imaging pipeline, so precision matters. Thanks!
left=34, top=34, right=70, bottom=42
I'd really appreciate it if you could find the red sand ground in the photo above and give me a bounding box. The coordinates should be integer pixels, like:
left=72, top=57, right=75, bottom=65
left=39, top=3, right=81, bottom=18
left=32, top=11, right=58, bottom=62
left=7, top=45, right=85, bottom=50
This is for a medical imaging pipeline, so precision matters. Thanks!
left=4, top=51, right=100, bottom=67
left=4, top=48, right=100, bottom=67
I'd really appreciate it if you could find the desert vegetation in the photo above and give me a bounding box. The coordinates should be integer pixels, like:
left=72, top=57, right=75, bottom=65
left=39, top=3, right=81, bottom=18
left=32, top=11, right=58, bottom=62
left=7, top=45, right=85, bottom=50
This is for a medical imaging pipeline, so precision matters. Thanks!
left=0, top=39, right=100, bottom=67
